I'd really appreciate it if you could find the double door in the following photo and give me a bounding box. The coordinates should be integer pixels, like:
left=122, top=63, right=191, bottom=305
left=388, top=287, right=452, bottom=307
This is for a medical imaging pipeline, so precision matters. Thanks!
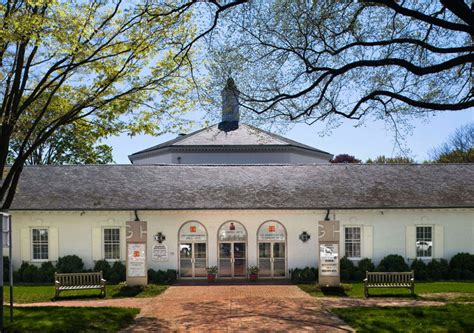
left=179, top=242, right=207, bottom=278
left=258, top=242, right=286, bottom=277
left=219, top=242, right=246, bottom=278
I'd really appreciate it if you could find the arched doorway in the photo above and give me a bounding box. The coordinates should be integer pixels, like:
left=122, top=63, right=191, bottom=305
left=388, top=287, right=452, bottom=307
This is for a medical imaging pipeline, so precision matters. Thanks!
left=257, top=221, right=287, bottom=278
left=178, top=221, right=208, bottom=279
left=218, top=221, right=247, bottom=278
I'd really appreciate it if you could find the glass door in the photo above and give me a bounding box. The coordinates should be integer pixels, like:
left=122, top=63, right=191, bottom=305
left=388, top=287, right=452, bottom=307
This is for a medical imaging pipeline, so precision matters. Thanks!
left=219, top=243, right=232, bottom=277
left=233, top=242, right=246, bottom=277
left=179, top=243, right=207, bottom=278
left=258, top=242, right=286, bottom=277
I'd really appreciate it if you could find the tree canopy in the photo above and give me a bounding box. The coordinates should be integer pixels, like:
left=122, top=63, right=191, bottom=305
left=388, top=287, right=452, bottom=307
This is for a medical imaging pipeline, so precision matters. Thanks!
left=431, top=123, right=474, bottom=163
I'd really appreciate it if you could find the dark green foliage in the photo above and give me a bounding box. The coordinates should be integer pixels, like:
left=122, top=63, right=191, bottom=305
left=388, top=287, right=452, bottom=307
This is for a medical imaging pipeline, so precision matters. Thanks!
left=56, top=255, right=84, bottom=273
left=377, top=254, right=409, bottom=272
left=38, top=261, right=55, bottom=283
left=426, top=259, right=449, bottom=281
left=357, top=258, right=375, bottom=274
left=18, top=262, right=39, bottom=283
left=148, top=269, right=177, bottom=284
left=290, top=267, right=318, bottom=283
left=109, top=261, right=126, bottom=284
left=411, top=259, right=428, bottom=280
left=449, top=253, right=474, bottom=280
left=340, top=257, right=355, bottom=282
left=94, top=260, right=112, bottom=280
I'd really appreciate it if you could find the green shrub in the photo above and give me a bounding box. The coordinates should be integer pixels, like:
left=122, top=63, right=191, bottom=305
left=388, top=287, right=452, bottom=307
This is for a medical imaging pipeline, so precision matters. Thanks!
left=19, top=262, right=39, bottom=283
left=148, top=269, right=177, bottom=284
left=38, top=261, right=55, bottom=283
left=449, top=253, right=474, bottom=280
left=377, top=254, right=409, bottom=272
left=340, top=257, right=355, bottom=282
left=426, top=259, right=449, bottom=280
left=290, top=267, right=317, bottom=283
left=94, top=260, right=112, bottom=280
left=410, top=259, right=428, bottom=280
left=56, top=255, right=84, bottom=273
left=357, top=258, right=375, bottom=274
left=109, top=261, right=126, bottom=284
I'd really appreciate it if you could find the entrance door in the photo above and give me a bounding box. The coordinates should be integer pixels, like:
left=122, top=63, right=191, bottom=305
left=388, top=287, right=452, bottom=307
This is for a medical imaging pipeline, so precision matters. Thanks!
left=218, top=242, right=247, bottom=278
left=179, top=242, right=207, bottom=278
left=258, top=242, right=286, bottom=277
left=178, top=221, right=208, bottom=279
left=257, top=221, right=287, bottom=278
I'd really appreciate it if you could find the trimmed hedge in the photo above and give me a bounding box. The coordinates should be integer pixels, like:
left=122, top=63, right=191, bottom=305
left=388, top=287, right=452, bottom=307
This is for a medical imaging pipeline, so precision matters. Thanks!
left=56, top=255, right=84, bottom=273
left=377, top=254, right=409, bottom=272
left=449, top=252, right=474, bottom=280
left=339, top=257, right=375, bottom=282
left=148, top=269, right=177, bottom=284
left=290, top=267, right=318, bottom=283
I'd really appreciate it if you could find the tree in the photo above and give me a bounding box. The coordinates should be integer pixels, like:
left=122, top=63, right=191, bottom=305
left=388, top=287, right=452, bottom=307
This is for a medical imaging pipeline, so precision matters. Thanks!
left=205, top=1, right=474, bottom=126
left=331, top=154, right=361, bottom=163
left=0, top=0, right=248, bottom=210
left=366, top=156, right=415, bottom=163
left=431, top=123, right=474, bottom=163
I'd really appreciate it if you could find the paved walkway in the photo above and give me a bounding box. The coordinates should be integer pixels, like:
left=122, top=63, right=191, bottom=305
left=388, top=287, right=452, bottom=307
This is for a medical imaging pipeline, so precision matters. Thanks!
left=17, top=285, right=446, bottom=332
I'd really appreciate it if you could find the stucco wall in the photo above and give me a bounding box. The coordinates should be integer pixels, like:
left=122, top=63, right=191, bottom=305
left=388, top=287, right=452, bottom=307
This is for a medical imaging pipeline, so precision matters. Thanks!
left=8, top=209, right=474, bottom=276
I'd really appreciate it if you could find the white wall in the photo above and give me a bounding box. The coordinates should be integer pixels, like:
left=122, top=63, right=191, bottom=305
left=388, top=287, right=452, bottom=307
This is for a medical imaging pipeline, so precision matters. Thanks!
left=8, top=208, right=474, bottom=275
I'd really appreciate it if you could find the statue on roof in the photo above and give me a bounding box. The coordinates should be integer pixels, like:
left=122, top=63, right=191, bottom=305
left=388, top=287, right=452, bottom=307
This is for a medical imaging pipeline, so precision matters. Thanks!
left=218, top=78, right=240, bottom=132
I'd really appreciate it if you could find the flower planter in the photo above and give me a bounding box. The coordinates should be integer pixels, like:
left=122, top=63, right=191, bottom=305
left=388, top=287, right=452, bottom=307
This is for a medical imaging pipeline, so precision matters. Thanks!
left=249, top=273, right=258, bottom=281
left=207, top=273, right=216, bottom=282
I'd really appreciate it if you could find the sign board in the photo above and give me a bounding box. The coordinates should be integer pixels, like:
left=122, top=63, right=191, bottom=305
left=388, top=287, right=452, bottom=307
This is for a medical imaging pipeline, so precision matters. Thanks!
left=219, top=221, right=247, bottom=241
left=152, top=244, right=168, bottom=262
left=126, top=221, right=147, bottom=286
left=179, top=222, right=207, bottom=242
left=319, top=244, right=339, bottom=276
left=318, top=220, right=340, bottom=287
left=127, top=243, right=146, bottom=277
left=257, top=221, right=286, bottom=241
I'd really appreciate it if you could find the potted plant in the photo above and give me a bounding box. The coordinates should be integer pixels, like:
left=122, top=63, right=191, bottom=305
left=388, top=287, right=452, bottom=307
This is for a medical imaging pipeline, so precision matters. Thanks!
left=207, top=266, right=218, bottom=282
left=248, top=265, right=259, bottom=281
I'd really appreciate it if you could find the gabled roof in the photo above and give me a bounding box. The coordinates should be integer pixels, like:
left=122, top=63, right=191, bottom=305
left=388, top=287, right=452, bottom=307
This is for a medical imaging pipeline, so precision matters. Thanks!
left=9, top=164, right=474, bottom=210
left=129, top=124, right=332, bottom=159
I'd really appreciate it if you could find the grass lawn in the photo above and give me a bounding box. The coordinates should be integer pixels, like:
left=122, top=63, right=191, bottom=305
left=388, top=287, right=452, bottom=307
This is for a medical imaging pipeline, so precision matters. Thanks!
left=3, top=284, right=168, bottom=304
left=298, top=281, right=474, bottom=300
left=3, top=306, right=139, bottom=332
left=332, top=304, right=474, bottom=333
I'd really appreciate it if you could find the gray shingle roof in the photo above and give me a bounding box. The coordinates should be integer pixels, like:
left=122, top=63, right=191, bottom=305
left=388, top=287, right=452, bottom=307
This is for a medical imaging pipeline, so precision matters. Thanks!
left=129, top=124, right=332, bottom=157
left=9, top=164, right=474, bottom=210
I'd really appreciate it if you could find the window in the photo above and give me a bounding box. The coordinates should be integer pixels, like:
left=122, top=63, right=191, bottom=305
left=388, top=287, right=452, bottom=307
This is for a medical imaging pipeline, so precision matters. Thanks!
left=416, top=226, right=432, bottom=258
left=32, top=228, right=48, bottom=260
left=104, top=228, right=120, bottom=260
left=344, top=227, right=361, bottom=258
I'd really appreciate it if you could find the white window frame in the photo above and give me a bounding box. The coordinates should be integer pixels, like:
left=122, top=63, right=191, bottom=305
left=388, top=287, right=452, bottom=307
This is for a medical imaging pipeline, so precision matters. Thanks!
left=31, top=227, right=49, bottom=262
left=416, top=225, right=433, bottom=259
left=103, top=227, right=121, bottom=261
left=344, top=226, right=362, bottom=260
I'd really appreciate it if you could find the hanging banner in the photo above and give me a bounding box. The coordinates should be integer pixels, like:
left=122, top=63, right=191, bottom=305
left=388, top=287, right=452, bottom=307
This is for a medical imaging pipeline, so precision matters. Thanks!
left=126, top=221, right=147, bottom=286
left=318, top=220, right=340, bottom=287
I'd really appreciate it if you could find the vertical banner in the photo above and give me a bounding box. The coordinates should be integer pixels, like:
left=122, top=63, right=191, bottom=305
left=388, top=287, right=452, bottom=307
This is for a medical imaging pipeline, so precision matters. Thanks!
left=126, top=221, right=147, bottom=286
left=318, top=220, right=340, bottom=287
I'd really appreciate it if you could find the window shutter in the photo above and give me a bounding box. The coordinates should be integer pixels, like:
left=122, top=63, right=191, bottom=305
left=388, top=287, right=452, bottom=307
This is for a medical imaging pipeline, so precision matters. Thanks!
left=91, top=228, right=102, bottom=261
left=20, top=228, right=31, bottom=262
left=434, top=225, right=444, bottom=259
left=120, top=227, right=126, bottom=260
left=49, top=228, right=59, bottom=261
left=362, top=226, right=373, bottom=258
left=406, top=226, right=416, bottom=259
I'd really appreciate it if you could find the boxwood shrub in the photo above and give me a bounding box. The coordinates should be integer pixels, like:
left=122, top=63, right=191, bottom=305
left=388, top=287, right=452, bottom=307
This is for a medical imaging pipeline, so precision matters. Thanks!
left=377, top=254, right=409, bottom=272
left=290, top=267, right=318, bottom=283
left=56, top=255, right=84, bottom=273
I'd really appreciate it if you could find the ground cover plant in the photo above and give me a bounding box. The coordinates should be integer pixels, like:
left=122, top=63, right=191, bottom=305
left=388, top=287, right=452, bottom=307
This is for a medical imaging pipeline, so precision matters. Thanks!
left=331, top=304, right=474, bottom=333
left=4, top=284, right=168, bottom=304
left=3, top=306, right=139, bottom=332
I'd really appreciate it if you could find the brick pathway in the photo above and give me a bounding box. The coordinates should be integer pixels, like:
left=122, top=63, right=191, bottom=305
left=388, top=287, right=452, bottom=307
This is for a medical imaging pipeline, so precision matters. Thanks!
left=17, top=285, right=446, bottom=332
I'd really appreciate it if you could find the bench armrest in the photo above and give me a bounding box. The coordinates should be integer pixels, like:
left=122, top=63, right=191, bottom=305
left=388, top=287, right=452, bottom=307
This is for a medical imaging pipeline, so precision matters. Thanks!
left=55, top=280, right=61, bottom=285
left=410, top=278, right=415, bottom=282
left=101, top=278, right=107, bottom=284
left=363, top=278, right=367, bottom=282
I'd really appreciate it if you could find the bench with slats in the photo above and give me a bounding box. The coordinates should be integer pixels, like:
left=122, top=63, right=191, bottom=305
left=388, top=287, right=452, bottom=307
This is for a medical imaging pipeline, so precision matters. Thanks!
left=54, top=271, right=106, bottom=299
left=363, top=271, right=414, bottom=298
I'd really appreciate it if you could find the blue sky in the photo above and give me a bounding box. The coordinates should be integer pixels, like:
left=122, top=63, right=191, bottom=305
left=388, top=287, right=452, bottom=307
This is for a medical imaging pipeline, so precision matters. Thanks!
left=106, top=108, right=473, bottom=164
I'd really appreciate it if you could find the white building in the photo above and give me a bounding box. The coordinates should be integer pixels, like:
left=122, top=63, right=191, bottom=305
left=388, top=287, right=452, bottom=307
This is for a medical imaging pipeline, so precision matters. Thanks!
left=6, top=80, right=474, bottom=279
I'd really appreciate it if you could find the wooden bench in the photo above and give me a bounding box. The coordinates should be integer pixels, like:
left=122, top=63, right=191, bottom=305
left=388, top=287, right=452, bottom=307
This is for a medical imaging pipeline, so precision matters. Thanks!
left=363, top=271, right=414, bottom=298
left=55, top=271, right=106, bottom=299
